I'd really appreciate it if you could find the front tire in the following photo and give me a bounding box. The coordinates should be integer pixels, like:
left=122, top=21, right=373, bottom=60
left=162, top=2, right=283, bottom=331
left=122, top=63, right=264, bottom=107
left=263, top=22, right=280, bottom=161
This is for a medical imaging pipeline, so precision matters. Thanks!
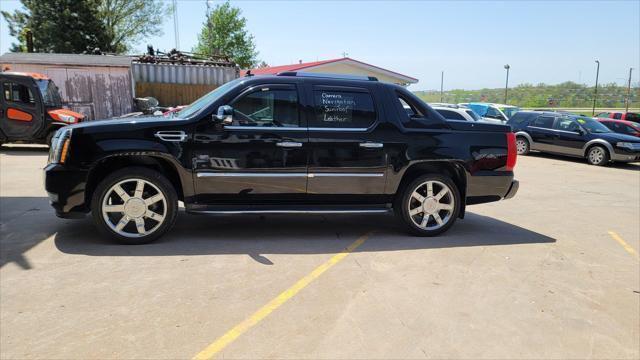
left=587, top=145, right=609, bottom=166
left=396, top=174, right=461, bottom=237
left=516, top=136, right=530, bottom=155
left=91, top=167, right=178, bottom=244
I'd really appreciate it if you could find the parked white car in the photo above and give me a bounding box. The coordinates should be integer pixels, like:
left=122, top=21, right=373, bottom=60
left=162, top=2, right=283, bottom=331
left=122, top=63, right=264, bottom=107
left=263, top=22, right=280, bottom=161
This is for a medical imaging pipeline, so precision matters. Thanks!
left=432, top=106, right=482, bottom=122
left=465, top=103, right=521, bottom=124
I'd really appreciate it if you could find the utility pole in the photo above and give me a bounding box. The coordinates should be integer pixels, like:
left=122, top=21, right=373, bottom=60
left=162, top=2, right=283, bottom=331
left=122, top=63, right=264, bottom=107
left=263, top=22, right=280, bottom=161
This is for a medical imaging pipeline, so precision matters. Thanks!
left=592, top=60, right=600, bottom=116
left=504, top=64, right=510, bottom=104
left=626, top=67, right=634, bottom=112
left=440, top=71, right=444, bottom=102
left=173, top=0, right=180, bottom=50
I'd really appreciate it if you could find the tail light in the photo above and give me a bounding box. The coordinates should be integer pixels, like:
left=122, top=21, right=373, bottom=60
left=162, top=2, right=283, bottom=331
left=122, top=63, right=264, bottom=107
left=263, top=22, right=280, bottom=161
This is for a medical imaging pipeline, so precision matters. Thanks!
left=505, top=132, right=517, bottom=171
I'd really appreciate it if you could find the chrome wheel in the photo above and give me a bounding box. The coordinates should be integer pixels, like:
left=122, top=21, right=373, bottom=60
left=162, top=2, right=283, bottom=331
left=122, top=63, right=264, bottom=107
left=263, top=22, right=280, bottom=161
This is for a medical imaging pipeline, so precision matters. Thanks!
left=407, top=180, right=455, bottom=230
left=516, top=138, right=528, bottom=155
left=101, top=178, right=167, bottom=238
left=589, top=147, right=605, bottom=164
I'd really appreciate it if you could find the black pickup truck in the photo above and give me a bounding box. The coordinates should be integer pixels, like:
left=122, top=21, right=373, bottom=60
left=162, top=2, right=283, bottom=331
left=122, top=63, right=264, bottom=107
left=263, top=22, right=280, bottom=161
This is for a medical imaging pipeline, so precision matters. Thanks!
left=45, top=72, right=519, bottom=244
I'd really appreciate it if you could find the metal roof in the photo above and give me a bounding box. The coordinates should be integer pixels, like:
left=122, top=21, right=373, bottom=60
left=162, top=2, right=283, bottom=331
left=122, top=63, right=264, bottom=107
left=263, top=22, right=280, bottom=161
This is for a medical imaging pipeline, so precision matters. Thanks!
left=131, top=62, right=238, bottom=85
left=0, top=52, right=133, bottom=67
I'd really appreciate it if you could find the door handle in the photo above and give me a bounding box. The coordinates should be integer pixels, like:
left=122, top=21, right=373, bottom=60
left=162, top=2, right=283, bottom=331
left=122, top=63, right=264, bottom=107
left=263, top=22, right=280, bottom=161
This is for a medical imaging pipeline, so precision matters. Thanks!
left=359, top=142, right=383, bottom=149
left=276, top=141, right=302, bottom=148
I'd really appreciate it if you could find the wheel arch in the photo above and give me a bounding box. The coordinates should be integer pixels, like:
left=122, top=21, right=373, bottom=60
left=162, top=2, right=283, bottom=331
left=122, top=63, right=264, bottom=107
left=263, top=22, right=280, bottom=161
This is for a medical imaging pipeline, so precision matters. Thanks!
left=393, top=160, right=467, bottom=218
left=515, top=131, right=532, bottom=144
left=85, top=153, right=185, bottom=207
left=583, top=139, right=613, bottom=157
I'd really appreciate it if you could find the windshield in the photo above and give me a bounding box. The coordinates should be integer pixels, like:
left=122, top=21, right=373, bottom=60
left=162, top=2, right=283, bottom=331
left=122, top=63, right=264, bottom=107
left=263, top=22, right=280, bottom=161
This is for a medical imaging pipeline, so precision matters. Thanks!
left=574, top=116, right=611, bottom=133
left=173, top=78, right=243, bottom=118
left=36, top=80, right=62, bottom=107
left=500, top=106, right=521, bottom=119
left=464, top=109, right=481, bottom=121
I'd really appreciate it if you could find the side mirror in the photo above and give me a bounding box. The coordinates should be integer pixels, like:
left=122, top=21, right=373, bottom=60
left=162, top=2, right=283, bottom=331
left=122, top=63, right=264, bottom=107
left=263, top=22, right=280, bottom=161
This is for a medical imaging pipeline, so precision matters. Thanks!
left=213, top=105, right=233, bottom=125
left=577, top=128, right=585, bottom=135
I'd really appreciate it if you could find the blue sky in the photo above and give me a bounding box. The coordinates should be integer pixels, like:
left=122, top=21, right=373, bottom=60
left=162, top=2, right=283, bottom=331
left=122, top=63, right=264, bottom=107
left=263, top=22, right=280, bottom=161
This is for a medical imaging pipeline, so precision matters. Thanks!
left=1, top=0, right=638, bottom=90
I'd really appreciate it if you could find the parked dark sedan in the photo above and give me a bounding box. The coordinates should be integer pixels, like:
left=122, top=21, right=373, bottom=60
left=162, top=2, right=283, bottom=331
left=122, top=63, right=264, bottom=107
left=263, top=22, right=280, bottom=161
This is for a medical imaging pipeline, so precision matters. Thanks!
left=508, top=111, right=640, bottom=165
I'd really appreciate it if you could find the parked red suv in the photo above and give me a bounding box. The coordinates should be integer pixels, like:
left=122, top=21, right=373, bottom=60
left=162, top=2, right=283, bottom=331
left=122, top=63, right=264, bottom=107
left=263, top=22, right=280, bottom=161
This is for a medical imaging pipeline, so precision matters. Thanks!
left=598, top=119, right=640, bottom=138
left=595, top=111, right=639, bottom=124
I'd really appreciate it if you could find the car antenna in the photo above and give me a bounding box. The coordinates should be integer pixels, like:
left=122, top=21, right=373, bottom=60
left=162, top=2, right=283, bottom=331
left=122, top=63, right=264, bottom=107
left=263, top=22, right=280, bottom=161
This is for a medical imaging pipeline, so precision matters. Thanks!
left=245, top=70, right=253, bottom=77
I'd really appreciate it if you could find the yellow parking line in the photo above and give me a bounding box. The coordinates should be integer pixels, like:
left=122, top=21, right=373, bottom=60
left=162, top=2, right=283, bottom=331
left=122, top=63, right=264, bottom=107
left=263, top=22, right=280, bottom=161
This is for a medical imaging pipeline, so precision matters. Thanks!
left=192, top=232, right=373, bottom=360
left=608, top=231, right=639, bottom=260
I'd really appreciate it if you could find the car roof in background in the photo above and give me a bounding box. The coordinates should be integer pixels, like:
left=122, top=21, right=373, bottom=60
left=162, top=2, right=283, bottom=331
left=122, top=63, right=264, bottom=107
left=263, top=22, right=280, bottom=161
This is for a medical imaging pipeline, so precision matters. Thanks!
left=597, top=118, right=640, bottom=126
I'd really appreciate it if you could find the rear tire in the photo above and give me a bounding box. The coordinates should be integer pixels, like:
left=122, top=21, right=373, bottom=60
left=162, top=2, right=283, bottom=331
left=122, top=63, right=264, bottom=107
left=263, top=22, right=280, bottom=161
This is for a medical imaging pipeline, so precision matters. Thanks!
left=395, top=174, right=461, bottom=237
left=586, top=145, right=609, bottom=166
left=91, top=167, right=178, bottom=244
left=516, top=136, right=530, bottom=155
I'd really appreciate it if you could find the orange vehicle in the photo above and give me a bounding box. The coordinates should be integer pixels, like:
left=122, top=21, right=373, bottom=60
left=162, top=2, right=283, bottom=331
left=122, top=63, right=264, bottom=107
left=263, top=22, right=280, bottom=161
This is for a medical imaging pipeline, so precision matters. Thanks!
left=0, top=71, right=85, bottom=146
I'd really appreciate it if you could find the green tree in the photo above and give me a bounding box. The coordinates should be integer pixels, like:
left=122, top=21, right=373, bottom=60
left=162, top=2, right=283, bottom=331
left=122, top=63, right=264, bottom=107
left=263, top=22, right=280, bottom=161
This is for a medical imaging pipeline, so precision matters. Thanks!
left=98, top=0, right=171, bottom=53
left=2, top=0, right=169, bottom=54
left=2, top=0, right=107, bottom=53
left=193, top=1, right=258, bottom=68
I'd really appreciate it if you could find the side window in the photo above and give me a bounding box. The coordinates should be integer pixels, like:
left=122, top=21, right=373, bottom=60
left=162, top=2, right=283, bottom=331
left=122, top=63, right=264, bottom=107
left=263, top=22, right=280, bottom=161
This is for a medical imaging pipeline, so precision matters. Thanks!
left=231, top=86, right=299, bottom=127
left=625, top=113, right=639, bottom=122
left=612, top=113, right=622, bottom=120
left=311, top=88, right=376, bottom=128
left=554, top=118, right=580, bottom=132
left=2, top=82, right=35, bottom=104
left=600, top=121, right=615, bottom=131
left=485, top=107, right=505, bottom=120
left=625, top=125, right=639, bottom=134
left=531, top=116, right=554, bottom=128
left=436, top=109, right=465, bottom=121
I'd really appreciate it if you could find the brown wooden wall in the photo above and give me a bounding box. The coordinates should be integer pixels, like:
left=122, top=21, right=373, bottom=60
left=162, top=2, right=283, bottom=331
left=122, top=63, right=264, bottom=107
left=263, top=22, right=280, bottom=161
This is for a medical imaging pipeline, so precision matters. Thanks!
left=3, top=64, right=133, bottom=120
left=135, top=83, right=218, bottom=107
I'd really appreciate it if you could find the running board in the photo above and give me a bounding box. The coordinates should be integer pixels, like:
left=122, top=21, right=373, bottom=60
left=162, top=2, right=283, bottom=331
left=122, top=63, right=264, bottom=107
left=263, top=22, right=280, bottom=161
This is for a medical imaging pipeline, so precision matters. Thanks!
left=186, top=204, right=392, bottom=215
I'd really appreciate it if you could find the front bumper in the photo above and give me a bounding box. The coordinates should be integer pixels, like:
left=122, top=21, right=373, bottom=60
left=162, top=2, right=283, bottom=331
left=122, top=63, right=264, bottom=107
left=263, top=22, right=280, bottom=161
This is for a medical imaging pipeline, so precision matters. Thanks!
left=611, top=149, right=640, bottom=162
left=44, top=163, right=89, bottom=218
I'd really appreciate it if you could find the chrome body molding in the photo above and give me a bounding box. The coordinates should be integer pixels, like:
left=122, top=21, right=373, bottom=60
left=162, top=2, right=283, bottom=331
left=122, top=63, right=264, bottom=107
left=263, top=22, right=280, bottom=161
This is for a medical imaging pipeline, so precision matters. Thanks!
left=223, top=126, right=370, bottom=132
left=196, top=172, right=385, bottom=178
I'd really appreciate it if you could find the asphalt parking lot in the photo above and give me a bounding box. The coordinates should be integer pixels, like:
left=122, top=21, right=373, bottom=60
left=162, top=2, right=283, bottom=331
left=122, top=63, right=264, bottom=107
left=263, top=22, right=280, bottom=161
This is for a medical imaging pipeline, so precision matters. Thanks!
left=1, top=146, right=638, bottom=359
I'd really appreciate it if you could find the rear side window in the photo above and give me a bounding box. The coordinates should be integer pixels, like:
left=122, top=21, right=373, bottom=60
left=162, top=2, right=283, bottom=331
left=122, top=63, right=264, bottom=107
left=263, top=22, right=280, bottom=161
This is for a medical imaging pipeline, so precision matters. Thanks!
left=531, top=116, right=554, bottom=128
left=311, top=89, right=376, bottom=128
left=436, top=109, right=465, bottom=121
left=625, top=113, right=639, bottom=122
left=613, top=113, right=622, bottom=120
left=508, top=112, right=533, bottom=125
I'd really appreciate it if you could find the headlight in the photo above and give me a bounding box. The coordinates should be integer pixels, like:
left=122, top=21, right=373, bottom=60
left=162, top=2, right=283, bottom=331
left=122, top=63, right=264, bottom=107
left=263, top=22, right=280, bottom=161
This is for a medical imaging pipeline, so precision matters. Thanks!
left=48, top=128, right=72, bottom=164
left=616, top=142, right=637, bottom=150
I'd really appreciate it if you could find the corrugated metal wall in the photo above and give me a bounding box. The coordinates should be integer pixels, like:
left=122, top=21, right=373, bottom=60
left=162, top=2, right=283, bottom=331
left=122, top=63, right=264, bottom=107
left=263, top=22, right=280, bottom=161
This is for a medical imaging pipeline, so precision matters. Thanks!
left=3, top=64, right=133, bottom=120
left=131, top=62, right=238, bottom=106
